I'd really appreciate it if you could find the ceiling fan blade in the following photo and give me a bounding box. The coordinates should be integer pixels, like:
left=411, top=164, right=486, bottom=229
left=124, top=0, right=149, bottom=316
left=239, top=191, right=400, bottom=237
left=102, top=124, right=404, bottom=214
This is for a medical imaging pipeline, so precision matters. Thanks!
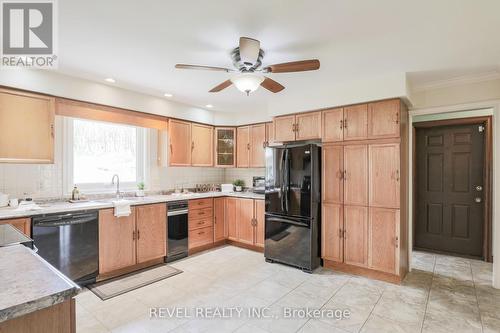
left=239, top=37, right=260, bottom=64
left=264, top=59, right=320, bottom=73
left=175, top=64, right=233, bottom=72
left=261, top=77, right=285, bottom=93
left=209, top=80, right=232, bottom=93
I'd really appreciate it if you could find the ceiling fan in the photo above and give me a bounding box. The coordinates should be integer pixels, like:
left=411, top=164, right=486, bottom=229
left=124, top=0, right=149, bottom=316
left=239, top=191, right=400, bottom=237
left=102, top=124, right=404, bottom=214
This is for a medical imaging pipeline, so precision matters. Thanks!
left=175, top=37, right=320, bottom=95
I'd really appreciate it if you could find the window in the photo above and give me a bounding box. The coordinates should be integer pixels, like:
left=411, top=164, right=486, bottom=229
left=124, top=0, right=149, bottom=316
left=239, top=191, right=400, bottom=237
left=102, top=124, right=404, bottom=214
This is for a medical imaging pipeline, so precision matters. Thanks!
left=63, top=118, right=147, bottom=193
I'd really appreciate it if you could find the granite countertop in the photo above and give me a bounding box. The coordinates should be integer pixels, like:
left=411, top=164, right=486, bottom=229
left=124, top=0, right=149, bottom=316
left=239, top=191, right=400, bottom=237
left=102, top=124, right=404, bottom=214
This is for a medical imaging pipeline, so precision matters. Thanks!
left=0, top=245, right=80, bottom=323
left=0, top=224, right=33, bottom=247
left=0, top=191, right=265, bottom=220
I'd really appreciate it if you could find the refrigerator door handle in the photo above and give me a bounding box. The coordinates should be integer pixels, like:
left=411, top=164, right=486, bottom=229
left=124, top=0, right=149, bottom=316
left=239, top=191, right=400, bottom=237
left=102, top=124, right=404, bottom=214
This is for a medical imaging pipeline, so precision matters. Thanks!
left=266, top=215, right=310, bottom=228
left=280, top=149, right=286, bottom=212
left=284, top=148, right=290, bottom=213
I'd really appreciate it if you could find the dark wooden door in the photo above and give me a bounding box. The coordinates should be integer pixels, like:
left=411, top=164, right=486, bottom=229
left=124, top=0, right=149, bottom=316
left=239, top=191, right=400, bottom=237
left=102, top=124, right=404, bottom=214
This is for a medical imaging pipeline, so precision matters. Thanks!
left=415, top=123, right=485, bottom=257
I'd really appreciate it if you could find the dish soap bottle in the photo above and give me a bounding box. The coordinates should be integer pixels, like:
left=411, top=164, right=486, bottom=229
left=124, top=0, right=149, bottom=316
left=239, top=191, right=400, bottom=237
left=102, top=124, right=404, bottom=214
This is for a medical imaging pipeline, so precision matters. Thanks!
left=71, top=186, right=80, bottom=201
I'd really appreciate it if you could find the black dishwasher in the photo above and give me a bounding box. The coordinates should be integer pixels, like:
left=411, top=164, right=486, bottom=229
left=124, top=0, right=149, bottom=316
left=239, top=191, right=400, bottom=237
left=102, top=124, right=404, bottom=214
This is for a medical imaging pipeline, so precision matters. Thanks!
left=32, top=210, right=99, bottom=285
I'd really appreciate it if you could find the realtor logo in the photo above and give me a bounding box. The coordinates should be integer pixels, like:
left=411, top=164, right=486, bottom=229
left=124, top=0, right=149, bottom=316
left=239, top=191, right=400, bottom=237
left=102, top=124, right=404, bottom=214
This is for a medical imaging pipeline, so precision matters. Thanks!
left=1, top=0, right=57, bottom=68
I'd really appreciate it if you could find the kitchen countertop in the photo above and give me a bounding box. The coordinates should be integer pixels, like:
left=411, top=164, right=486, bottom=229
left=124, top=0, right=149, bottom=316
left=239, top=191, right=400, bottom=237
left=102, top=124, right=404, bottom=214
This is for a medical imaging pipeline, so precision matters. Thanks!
left=0, top=244, right=80, bottom=323
left=0, top=224, right=33, bottom=247
left=0, top=191, right=265, bottom=220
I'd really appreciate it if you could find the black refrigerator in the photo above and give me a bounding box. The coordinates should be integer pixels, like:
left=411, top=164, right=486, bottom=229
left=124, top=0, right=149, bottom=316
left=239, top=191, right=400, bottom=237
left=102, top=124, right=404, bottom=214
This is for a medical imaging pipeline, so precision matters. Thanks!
left=264, top=143, right=321, bottom=272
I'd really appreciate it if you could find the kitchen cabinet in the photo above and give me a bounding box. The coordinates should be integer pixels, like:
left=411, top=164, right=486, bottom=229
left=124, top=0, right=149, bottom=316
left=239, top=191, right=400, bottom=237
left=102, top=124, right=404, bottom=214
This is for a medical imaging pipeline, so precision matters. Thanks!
left=265, top=122, right=276, bottom=147
left=322, top=108, right=344, bottom=142
left=254, top=200, right=265, bottom=248
left=0, top=218, right=31, bottom=237
left=250, top=124, right=266, bottom=167
left=191, top=123, right=213, bottom=166
left=368, top=99, right=400, bottom=139
left=343, top=145, right=368, bottom=206
left=215, top=127, right=236, bottom=167
left=237, top=198, right=255, bottom=245
left=214, top=197, right=226, bottom=241
left=273, top=112, right=321, bottom=142
left=343, top=205, right=368, bottom=267
left=369, top=143, right=400, bottom=208
left=343, top=104, right=368, bottom=141
left=0, top=88, right=55, bottom=164
left=136, top=204, right=166, bottom=263
left=99, top=208, right=137, bottom=274
left=321, top=203, right=343, bottom=262
left=188, top=198, right=214, bottom=249
left=236, top=126, right=250, bottom=167
left=226, top=197, right=238, bottom=241
left=322, top=144, right=343, bottom=204
left=369, top=207, right=399, bottom=274
left=168, top=119, right=192, bottom=166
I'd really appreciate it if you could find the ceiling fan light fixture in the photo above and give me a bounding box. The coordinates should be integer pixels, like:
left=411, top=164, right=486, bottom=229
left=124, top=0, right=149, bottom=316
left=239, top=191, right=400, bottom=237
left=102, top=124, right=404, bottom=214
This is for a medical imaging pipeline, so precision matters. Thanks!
left=230, top=74, right=265, bottom=95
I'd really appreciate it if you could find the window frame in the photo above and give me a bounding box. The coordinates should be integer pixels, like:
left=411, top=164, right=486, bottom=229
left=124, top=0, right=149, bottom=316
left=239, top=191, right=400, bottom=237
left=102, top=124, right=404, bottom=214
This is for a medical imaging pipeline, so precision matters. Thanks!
left=62, top=117, right=147, bottom=195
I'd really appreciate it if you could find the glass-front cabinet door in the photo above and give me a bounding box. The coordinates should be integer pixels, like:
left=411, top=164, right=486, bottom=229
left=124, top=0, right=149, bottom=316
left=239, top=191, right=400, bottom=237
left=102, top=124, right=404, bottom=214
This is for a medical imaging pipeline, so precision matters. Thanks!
left=215, top=127, right=236, bottom=167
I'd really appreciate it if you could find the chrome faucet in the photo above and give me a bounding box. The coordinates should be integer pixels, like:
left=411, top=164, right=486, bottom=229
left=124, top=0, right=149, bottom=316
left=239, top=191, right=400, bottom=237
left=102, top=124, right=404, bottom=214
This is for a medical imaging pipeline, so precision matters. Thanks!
left=111, top=174, right=121, bottom=198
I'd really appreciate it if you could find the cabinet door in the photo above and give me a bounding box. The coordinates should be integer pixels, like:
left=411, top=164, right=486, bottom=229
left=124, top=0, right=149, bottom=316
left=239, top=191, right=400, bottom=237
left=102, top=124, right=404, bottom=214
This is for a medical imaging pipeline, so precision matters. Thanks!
left=136, top=204, right=167, bottom=264
left=344, top=104, right=368, bottom=141
left=322, top=108, right=344, bottom=142
left=237, top=198, right=255, bottom=245
left=214, top=197, right=226, bottom=241
left=368, top=100, right=400, bottom=139
left=265, top=122, right=276, bottom=147
left=344, top=145, right=368, bottom=206
left=273, top=115, right=296, bottom=142
left=369, top=208, right=399, bottom=274
left=369, top=143, right=400, bottom=208
left=215, top=128, right=236, bottom=167
left=344, top=205, right=368, bottom=267
left=0, top=89, right=55, bottom=163
left=225, top=198, right=238, bottom=241
left=323, top=145, right=343, bottom=204
left=296, top=112, right=321, bottom=140
left=168, top=119, right=191, bottom=166
left=236, top=126, right=250, bottom=167
left=0, top=218, right=31, bottom=237
left=254, top=199, right=265, bottom=247
left=322, top=203, right=343, bottom=262
left=250, top=124, right=266, bottom=167
left=98, top=208, right=136, bottom=274
left=191, top=123, right=213, bottom=166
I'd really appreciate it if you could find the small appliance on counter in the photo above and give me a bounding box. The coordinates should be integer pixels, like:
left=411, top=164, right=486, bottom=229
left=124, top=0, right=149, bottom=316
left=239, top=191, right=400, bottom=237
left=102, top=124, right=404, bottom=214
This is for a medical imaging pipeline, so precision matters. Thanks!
left=221, top=184, right=234, bottom=193
left=252, top=176, right=265, bottom=194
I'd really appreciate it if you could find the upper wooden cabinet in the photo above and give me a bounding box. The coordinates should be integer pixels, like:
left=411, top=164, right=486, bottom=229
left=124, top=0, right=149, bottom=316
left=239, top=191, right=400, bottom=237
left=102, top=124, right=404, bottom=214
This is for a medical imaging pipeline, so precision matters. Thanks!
left=136, top=204, right=167, bottom=264
left=0, top=88, right=55, bottom=164
left=273, top=112, right=321, bottom=142
left=236, top=126, right=250, bottom=167
left=168, top=119, right=192, bottom=166
left=322, top=108, right=344, bottom=142
left=214, top=127, right=236, bottom=167
left=250, top=124, right=266, bottom=167
left=191, top=123, right=213, bottom=166
left=368, top=99, right=400, bottom=139
left=369, top=143, right=400, bottom=208
left=343, top=104, right=368, bottom=141
left=168, top=120, right=213, bottom=167
left=265, top=122, right=276, bottom=147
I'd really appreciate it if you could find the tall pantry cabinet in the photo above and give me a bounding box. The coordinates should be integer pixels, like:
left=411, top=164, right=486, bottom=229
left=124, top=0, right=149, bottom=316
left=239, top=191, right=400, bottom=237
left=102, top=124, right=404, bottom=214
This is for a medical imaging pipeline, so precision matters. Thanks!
left=321, top=99, right=408, bottom=283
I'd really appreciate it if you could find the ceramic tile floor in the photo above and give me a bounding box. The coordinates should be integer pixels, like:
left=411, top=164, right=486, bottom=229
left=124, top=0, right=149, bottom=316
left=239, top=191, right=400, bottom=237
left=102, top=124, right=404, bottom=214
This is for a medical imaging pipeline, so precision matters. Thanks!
left=75, top=246, right=500, bottom=333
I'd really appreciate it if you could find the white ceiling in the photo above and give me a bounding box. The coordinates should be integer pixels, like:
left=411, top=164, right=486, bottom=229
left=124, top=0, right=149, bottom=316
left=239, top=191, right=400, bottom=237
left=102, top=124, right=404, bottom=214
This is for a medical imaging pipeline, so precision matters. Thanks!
left=57, top=0, right=500, bottom=114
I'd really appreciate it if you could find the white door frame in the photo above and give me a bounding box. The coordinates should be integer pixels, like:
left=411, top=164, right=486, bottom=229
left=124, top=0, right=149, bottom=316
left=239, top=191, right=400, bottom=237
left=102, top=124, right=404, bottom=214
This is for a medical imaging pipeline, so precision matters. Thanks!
left=408, top=99, right=500, bottom=289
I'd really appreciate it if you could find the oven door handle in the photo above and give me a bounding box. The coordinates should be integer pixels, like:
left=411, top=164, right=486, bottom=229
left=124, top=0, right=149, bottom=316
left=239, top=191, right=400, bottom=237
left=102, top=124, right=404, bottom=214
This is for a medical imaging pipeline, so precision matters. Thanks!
left=167, top=209, right=188, bottom=217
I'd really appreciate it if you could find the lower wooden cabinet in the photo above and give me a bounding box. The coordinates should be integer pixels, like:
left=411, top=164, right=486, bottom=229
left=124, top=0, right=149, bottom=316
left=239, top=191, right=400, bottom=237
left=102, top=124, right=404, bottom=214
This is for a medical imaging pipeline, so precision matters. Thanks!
left=321, top=203, right=343, bottom=262
left=254, top=199, right=265, bottom=247
left=237, top=198, right=255, bottom=245
left=188, top=198, right=214, bottom=250
left=368, top=207, right=399, bottom=274
left=0, top=217, right=31, bottom=237
left=214, top=197, right=226, bottom=241
left=99, top=203, right=166, bottom=275
left=224, top=197, right=264, bottom=248
left=226, top=197, right=238, bottom=241
left=344, top=205, right=368, bottom=267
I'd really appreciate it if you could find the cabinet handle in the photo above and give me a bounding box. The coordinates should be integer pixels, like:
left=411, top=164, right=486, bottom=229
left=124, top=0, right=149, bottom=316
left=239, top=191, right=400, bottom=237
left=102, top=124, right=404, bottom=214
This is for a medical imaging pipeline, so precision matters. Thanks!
left=247, top=143, right=250, bottom=150
left=395, top=236, right=399, bottom=248
left=339, top=228, right=343, bottom=238
left=50, top=124, right=55, bottom=138
left=197, top=221, right=204, bottom=225
left=191, top=142, right=195, bottom=151
left=169, top=144, right=173, bottom=154
left=198, top=231, right=205, bottom=235
left=343, top=118, right=348, bottom=129
left=132, top=230, right=136, bottom=240
left=343, top=170, right=347, bottom=180
left=137, top=230, right=140, bottom=240
left=340, top=120, right=343, bottom=129
left=395, top=112, right=399, bottom=124
left=263, top=142, right=267, bottom=148
left=396, top=170, right=400, bottom=182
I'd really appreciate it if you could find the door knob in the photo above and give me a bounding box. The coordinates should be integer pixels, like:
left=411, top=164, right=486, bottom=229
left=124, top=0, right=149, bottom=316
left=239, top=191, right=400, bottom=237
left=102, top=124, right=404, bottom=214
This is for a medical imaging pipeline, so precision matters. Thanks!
left=475, top=197, right=482, bottom=203
left=475, top=185, right=483, bottom=191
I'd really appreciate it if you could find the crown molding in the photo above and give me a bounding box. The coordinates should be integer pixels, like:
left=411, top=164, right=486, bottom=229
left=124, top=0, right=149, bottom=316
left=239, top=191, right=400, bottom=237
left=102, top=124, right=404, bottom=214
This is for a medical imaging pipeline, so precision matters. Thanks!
left=410, top=71, right=500, bottom=93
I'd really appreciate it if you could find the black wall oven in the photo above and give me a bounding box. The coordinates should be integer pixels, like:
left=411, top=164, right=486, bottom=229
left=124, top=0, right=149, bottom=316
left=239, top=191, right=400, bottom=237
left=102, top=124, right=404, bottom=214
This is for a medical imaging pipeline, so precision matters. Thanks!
left=166, top=200, right=188, bottom=262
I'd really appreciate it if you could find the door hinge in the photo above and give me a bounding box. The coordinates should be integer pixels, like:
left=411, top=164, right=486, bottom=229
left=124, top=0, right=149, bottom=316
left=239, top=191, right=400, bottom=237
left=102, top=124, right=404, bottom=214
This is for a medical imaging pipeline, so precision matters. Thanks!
left=478, top=125, right=485, bottom=133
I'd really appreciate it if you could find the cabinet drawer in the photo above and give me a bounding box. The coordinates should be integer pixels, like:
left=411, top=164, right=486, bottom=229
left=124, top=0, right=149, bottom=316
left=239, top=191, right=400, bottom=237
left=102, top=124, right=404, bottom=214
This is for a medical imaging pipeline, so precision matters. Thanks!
left=189, top=198, right=213, bottom=210
left=189, top=226, right=213, bottom=249
left=188, top=207, right=213, bottom=220
left=189, top=216, right=213, bottom=231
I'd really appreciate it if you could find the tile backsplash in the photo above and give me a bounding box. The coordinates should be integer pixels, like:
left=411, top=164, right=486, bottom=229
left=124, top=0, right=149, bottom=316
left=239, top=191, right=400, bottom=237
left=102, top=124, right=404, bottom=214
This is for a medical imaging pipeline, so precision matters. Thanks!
left=224, top=168, right=265, bottom=188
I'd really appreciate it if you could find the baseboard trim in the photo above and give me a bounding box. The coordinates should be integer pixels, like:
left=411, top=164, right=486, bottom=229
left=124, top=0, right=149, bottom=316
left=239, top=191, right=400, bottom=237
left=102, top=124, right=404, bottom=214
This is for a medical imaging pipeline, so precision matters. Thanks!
left=97, top=257, right=165, bottom=282
left=323, top=259, right=403, bottom=284
left=226, top=240, right=264, bottom=253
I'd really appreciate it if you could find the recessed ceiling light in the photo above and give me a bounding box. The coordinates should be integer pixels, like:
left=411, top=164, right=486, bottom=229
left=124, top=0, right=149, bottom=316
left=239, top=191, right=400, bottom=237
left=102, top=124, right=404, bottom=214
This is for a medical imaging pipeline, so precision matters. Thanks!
left=105, top=78, right=116, bottom=83
left=205, top=104, right=213, bottom=108
left=164, top=93, right=173, bottom=98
